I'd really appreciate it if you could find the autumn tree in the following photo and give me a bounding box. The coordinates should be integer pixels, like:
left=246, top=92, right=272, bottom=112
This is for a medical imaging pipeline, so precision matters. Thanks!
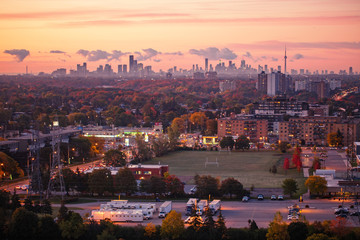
left=194, top=175, right=220, bottom=198
left=144, top=223, right=157, bottom=240
left=87, top=136, right=105, bottom=157
left=164, top=174, right=185, bottom=197
left=133, top=133, right=152, bottom=163
left=219, top=136, right=234, bottom=150
left=104, top=149, right=126, bottom=167
left=170, top=117, right=186, bottom=133
left=151, top=134, right=169, bottom=157
left=167, top=125, right=180, bottom=151
left=160, top=210, right=184, bottom=240
left=279, top=141, right=290, bottom=153
left=283, top=158, right=290, bottom=173
left=327, top=129, right=343, bottom=148
left=266, top=212, right=290, bottom=240
left=282, top=178, right=298, bottom=198
left=205, top=119, right=217, bottom=136
left=0, top=151, right=24, bottom=179
left=305, top=176, right=327, bottom=196
left=189, top=112, right=208, bottom=132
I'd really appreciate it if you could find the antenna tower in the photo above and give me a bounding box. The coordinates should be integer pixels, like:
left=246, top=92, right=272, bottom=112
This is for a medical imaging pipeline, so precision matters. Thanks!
left=46, top=121, right=66, bottom=199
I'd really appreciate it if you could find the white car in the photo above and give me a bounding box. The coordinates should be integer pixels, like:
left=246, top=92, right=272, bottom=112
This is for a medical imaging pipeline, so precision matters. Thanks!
left=242, top=196, right=249, bottom=202
left=287, top=214, right=299, bottom=220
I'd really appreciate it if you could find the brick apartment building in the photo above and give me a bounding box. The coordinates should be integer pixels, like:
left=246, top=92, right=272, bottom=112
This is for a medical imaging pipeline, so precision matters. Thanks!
left=279, top=116, right=360, bottom=146
left=217, top=117, right=268, bottom=142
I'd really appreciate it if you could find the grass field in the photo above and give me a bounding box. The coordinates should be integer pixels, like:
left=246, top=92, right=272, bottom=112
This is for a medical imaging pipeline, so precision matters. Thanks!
left=148, top=150, right=304, bottom=188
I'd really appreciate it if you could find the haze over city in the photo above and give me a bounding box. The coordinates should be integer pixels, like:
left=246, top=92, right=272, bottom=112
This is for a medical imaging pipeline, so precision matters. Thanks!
left=1, top=0, right=360, bottom=74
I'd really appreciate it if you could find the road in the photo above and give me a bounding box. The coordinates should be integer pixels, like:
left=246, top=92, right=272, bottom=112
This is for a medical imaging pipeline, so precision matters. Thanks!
left=65, top=198, right=360, bottom=228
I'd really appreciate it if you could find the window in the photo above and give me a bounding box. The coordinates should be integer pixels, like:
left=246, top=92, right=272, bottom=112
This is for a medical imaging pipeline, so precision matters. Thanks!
left=135, top=171, right=141, bottom=174
left=144, top=171, right=152, bottom=175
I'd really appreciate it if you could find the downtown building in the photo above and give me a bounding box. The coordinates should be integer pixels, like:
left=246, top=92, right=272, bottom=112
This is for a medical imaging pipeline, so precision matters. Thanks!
left=279, top=116, right=360, bottom=146
left=256, top=71, right=292, bottom=96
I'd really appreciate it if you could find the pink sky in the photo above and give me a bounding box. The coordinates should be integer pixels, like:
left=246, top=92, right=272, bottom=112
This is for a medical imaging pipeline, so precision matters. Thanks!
left=0, top=0, right=359, bottom=74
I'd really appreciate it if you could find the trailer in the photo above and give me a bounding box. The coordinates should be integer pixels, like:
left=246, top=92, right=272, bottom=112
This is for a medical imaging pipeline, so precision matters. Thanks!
left=186, top=198, right=198, bottom=215
left=158, top=201, right=172, bottom=218
left=196, top=200, right=208, bottom=215
left=90, top=209, right=144, bottom=222
left=209, top=200, right=221, bottom=215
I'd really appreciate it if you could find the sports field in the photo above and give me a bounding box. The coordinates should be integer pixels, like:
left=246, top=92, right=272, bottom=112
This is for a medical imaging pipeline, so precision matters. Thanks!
left=149, top=150, right=304, bottom=188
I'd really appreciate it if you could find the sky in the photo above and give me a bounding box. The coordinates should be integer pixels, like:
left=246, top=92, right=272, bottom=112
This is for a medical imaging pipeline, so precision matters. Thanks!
left=0, top=0, right=359, bottom=74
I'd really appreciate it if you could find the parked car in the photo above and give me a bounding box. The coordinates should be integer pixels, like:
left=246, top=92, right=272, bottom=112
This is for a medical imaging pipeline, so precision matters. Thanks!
left=336, top=213, right=348, bottom=219
left=184, top=216, right=203, bottom=224
left=242, top=196, right=249, bottom=202
left=287, top=214, right=299, bottom=220
left=257, top=194, right=264, bottom=200
left=278, top=195, right=284, bottom=200
left=21, top=185, right=29, bottom=190
left=334, top=208, right=349, bottom=215
left=271, top=195, right=277, bottom=200
left=350, top=211, right=360, bottom=216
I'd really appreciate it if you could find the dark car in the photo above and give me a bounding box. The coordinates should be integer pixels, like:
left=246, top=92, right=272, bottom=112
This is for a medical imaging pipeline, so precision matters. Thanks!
left=350, top=211, right=360, bottom=216
left=257, top=194, right=264, bottom=200
left=336, top=213, right=348, bottom=219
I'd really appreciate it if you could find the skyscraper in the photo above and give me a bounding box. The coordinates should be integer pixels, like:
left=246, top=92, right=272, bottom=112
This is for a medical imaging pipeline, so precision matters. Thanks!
left=205, top=58, right=208, bottom=72
left=129, top=55, right=134, bottom=73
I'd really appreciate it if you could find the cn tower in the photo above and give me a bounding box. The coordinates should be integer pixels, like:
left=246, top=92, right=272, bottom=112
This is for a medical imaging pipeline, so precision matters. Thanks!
left=284, top=46, right=287, bottom=74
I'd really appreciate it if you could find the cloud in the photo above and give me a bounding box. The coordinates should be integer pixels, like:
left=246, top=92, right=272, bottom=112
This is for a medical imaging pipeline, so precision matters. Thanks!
left=76, top=49, right=127, bottom=61
left=87, top=50, right=111, bottom=61
left=293, top=53, right=304, bottom=60
left=4, top=49, right=30, bottom=62
left=50, top=50, right=66, bottom=54
left=77, top=49, right=89, bottom=57
left=189, top=47, right=237, bottom=60
left=242, top=51, right=253, bottom=59
left=271, top=57, right=278, bottom=62
left=153, top=59, right=161, bottom=62
left=164, top=51, right=183, bottom=56
left=261, top=56, right=267, bottom=59
left=135, top=48, right=161, bottom=61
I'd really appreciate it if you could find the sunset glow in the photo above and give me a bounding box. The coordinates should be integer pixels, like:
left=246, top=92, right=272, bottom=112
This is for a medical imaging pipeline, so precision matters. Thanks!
left=1, top=0, right=360, bottom=74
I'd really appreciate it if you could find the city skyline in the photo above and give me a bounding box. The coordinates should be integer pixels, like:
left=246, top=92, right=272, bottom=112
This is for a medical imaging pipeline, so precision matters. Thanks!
left=1, top=0, right=359, bottom=74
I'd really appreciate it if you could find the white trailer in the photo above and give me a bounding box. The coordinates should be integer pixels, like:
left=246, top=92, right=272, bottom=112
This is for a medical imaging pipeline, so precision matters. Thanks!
left=90, top=209, right=144, bottom=222
left=196, top=200, right=208, bottom=215
left=158, top=201, right=172, bottom=218
left=186, top=198, right=198, bottom=215
left=209, top=200, right=221, bottom=215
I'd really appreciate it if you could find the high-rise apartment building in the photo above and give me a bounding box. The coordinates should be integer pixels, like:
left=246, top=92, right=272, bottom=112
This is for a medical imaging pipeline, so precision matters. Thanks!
left=205, top=58, right=208, bottom=72
left=129, top=55, right=134, bottom=73
left=256, top=71, right=267, bottom=93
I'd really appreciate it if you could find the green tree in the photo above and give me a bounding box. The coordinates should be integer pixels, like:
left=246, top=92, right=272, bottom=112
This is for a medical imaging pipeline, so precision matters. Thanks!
left=266, top=212, right=290, bottom=240
left=104, top=149, right=126, bottom=167
left=215, top=208, right=227, bottom=239
left=151, top=134, right=169, bottom=157
left=160, top=210, right=185, bottom=240
left=59, top=211, right=85, bottom=240
left=57, top=201, right=69, bottom=223
left=62, top=168, right=76, bottom=195
left=194, top=175, right=220, bottom=198
left=133, top=133, right=152, bottom=163
left=41, top=199, right=52, bottom=215
left=0, top=151, right=24, bottom=179
left=8, top=207, right=39, bottom=240
left=149, top=176, right=166, bottom=197
left=10, top=191, right=21, bottom=210
left=167, top=125, right=180, bottom=151
left=88, top=169, right=113, bottom=196
left=306, top=233, right=334, bottom=240
left=234, top=135, right=250, bottom=151
left=282, top=179, right=299, bottom=198
left=220, top=177, right=244, bottom=199
left=219, top=136, right=234, bottom=150
left=288, top=221, right=309, bottom=240
left=115, top=168, right=137, bottom=196
left=38, top=216, right=61, bottom=240
left=305, top=176, right=327, bottom=196
left=279, top=141, right=290, bottom=153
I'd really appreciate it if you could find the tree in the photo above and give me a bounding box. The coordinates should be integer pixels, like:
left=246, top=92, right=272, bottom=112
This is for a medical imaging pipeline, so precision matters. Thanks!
left=88, top=169, right=113, bottom=196
left=234, top=135, right=250, bottom=151
left=149, top=176, right=166, bottom=197
left=38, top=216, right=61, bottom=240
left=205, top=119, right=217, bottom=136
left=215, top=208, right=227, bottom=239
left=144, top=223, right=157, bottom=240
left=167, top=125, right=180, bottom=151
left=219, top=136, right=234, bottom=150
left=305, top=176, right=327, bottom=196
left=164, top=174, right=185, bottom=197
left=133, top=133, right=152, bottom=163
left=194, top=175, right=220, bottom=198
left=306, top=233, right=333, bottom=240
left=171, top=117, right=185, bottom=133
left=283, top=158, right=290, bottom=173
left=115, top=168, right=137, bottom=196
left=59, top=211, right=85, bottom=240
left=0, top=151, right=24, bottom=179
left=160, top=210, right=184, bottom=240
left=287, top=221, right=309, bottom=240
left=282, top=179, right=299, bottom=198
left=41, top=199, right=52, bottom=215
left=279, top=141, right=290, bottom=153
left=104, top=149, right=126, bottom=167
left=62, top=168, right=76, bottom=195
left=327, top=129, right=343, bottom=148
left=189, top=112, right=208, bottom=131
left=220, top=177, right=244, bottom=199
left=151, top=134, right=169, bottom=157
left=10, top=191, right=21, bottom=210
left=8, top=207, right=39, bottom=240
left=266, top=212, right=290, bottom=240
left=312, top=157, right=321, bottom=170
left=88, top=136, right=105, bottom=157
left=57, top=201, right=69, bottom=223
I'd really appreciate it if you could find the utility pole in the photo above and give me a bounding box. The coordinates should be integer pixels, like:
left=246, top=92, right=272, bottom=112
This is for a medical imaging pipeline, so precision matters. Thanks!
left=29, top=123, right=43, bottom=200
